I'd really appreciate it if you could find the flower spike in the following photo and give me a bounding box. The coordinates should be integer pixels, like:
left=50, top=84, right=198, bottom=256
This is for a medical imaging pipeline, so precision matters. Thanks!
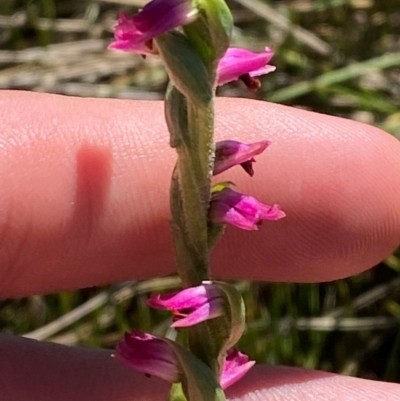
left=108, top=0, right=197, bottom=55
left=214, top=139, right=271, bottom=176
left=217, top=47, right=275, bottom=89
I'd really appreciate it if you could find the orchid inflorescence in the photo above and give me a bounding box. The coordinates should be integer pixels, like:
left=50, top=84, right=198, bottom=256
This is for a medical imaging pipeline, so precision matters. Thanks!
left=109, top=0, right=285, bottom=399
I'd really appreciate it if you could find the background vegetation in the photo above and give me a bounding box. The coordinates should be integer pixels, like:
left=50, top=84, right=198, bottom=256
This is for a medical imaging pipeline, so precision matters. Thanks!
left=1, top=0, right=399, bottom=383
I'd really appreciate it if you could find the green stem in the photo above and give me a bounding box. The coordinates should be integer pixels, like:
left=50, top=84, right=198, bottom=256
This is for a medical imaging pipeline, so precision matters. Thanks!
left=168, top=88, right=218, bottom=372
left=175, top=101, right=214, bottom=283
left=155, top=2, right=233, bottom=374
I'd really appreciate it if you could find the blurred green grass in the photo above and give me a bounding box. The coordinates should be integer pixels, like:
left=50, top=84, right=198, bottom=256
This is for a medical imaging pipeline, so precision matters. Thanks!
left=1, top=0, right=400, bottom=383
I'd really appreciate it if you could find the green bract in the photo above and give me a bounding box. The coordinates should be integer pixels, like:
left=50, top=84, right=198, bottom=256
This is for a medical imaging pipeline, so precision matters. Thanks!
left=183, top=0, right=233, bottom=73
left=156, top=338, right=226, bottom=401
left=155, top=32, right=213, bottom=106
left=187, top=281, right=246, bottom=376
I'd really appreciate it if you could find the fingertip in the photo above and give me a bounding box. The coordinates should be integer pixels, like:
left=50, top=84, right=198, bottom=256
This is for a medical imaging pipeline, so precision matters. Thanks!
left=226, top=364, right=400, bottom=400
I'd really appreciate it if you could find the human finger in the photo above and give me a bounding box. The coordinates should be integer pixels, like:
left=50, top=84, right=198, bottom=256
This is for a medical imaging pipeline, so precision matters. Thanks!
left=0, top=90, right=399, bottom=297
left=1, top=335, right=399, bottom=401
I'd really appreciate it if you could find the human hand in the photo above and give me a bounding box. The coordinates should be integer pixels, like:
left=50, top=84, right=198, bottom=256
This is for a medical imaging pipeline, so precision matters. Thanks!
left=0, top=90, right=399, bottom=400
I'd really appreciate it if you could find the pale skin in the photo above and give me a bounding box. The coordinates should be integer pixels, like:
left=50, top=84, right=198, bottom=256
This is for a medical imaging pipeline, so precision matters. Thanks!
left=0, top=90, right=400, bottom=400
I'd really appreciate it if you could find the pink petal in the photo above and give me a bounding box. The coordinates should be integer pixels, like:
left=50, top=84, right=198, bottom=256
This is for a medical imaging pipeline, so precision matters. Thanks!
left=209, top=188, right=285, bottom=230
left=115, top=330, right=180, bottom=383
left=217, top=47, right=275, bottom=86
left=147, top=284, right=224, bottom=327
left=220, top=349, right=256, bottom=389
left=171, top=300, right=223, bottom=328
left=213, top=139, right=271, bottom=176
left=147, top=284, right=219, bottom=310
left=259, top=203, right=286, bottom=220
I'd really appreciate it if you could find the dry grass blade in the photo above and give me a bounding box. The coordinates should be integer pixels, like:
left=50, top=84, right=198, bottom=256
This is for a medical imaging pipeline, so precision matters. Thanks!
left=291, top=316, right=400, bottom=332
left=96, top=0, right=147, bottom=6
left=0, top=14, right=89, bottom=32
left=326, top=276, right=400, bottom=318
left=233, top=0, right=332, bottom=55
left=23, top=277, right=180, bottom=341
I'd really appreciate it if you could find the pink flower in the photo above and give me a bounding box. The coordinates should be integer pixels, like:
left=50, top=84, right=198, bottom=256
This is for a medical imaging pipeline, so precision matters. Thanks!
left=220, top=349, right=255, bottom=389
left=115, top=330, right=180, bottom=382
left=108, top=0, right=197, bottom=55
left=217, top=47, right=276, bottom=89
left=214, top=139, right=271, bottom=176
left=147, top=283, right=224, bottom=328
left=209, top=187, right=285, bottom=230
left=115, top=332, right=254, bottom=389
